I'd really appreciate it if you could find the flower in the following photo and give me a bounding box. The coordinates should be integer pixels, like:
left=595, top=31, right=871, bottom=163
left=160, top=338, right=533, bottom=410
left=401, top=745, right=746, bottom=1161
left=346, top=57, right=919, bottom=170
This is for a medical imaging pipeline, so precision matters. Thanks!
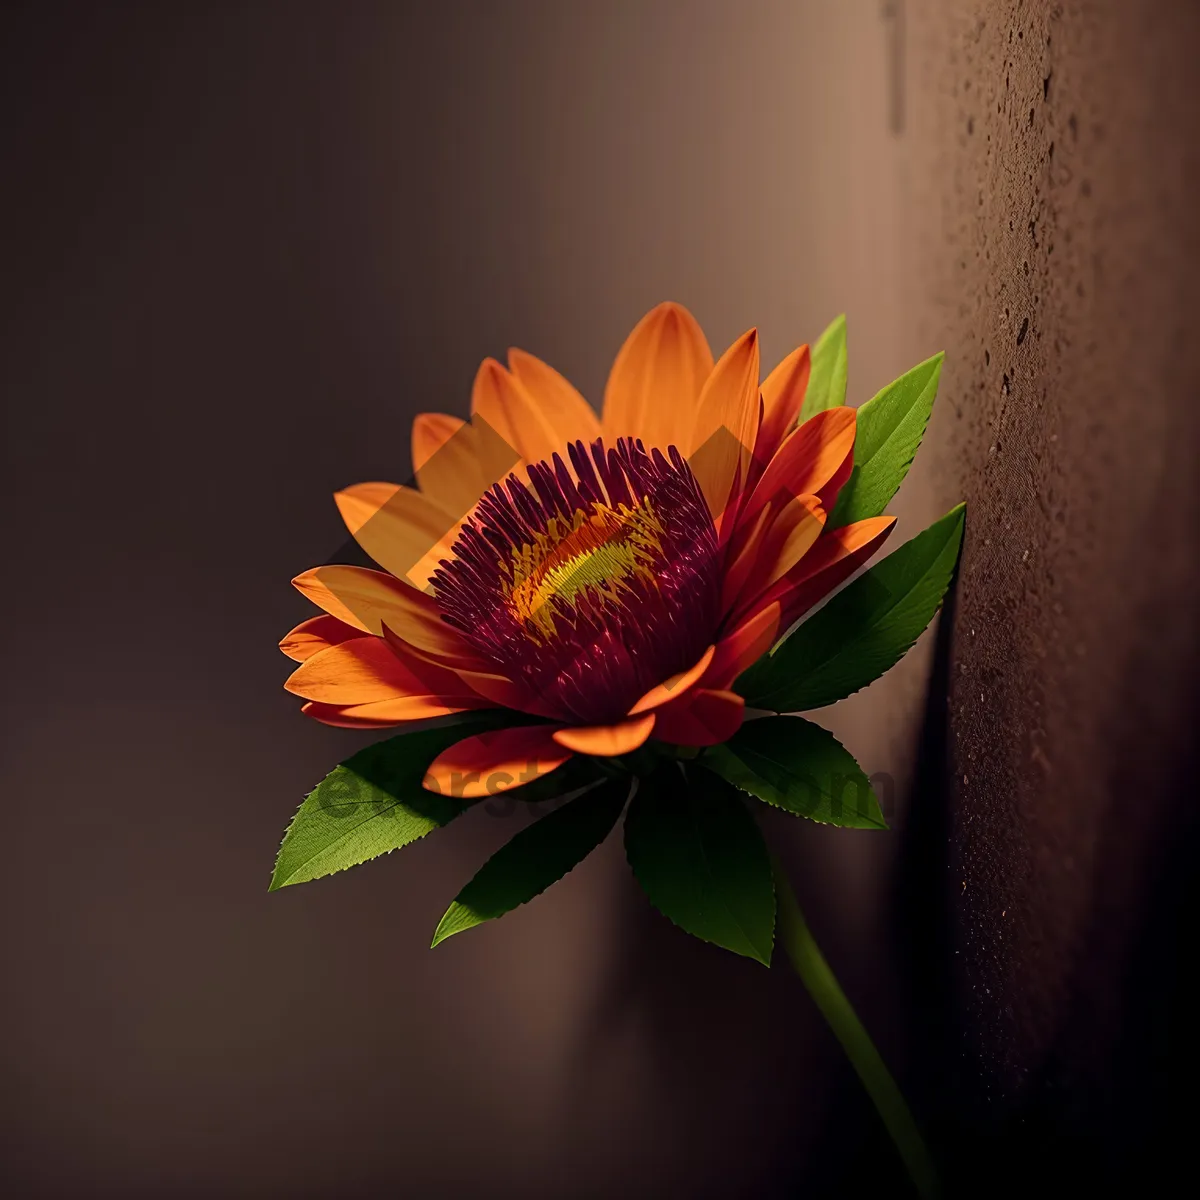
left=280, top=302, right=895, bottom=797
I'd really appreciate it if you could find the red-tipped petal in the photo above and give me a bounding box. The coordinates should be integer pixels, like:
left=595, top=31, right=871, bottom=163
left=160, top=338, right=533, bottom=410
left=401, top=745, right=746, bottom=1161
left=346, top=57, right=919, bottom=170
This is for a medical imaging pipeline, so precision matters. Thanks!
left=727, top=494, right=826, bottom=622
left=719, top=502, right=776, bottom=614
left=706, top=603, right=785, bottom=689
left=741, top=406, right=856, bottom=527
left=762, top=516, right=897, bottom=628
left=653, top=688, right=745, bottom=746
left=450, top=665, right=564, bottom=721
left=627, top=645, right=716, bottom=715
left=423, top=724, right=573, bottom=798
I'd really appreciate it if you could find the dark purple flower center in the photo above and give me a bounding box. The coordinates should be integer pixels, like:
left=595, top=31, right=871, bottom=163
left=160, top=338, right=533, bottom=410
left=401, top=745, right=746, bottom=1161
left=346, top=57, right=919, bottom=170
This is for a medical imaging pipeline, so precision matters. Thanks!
left=432, top=438, right=721, bottom=724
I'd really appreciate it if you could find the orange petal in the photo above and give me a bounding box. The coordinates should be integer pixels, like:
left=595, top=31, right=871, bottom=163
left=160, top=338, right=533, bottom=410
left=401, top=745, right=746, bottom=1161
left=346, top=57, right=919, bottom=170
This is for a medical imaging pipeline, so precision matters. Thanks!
left=687, top=329, right=761, bottom=531
left=292, top=565, right=422, bottom=633
left=602, top=301, right=714, bottom=451
left=301, top=696, right=482, bottom=728
left=552, top=713, right=656, bottom=756
left=292, top=565, right=474, bottom=666
left=706, top=603, right=785, bottom=689
left=507, top=347, right=602, bottom=446
left=449, top=665, right=564, bottom=720
left=816, top=431, right=856, bottom=513
left=411, top=415, right=494, bottom=524
left=719, top=501, right=778, bottom=614
left=754, top=344, right=811, bottom=471
left=728, top=494, right=826, bottom=621
left=423, top=724, right=572, bottom=798
left=334, top=481, right=458, bottom=589
left=740, top=406, right=857, bottom=527
left=285, top=637, right=445, bottom=704
left=627, top=644, right=716, bottom=715
left=301, top=701, right=410, bottom=729
left=279, top=614, right=362, bottom=662
left=770, top=517, right=897, bottom=628
left=412, top=413, right=465, bottom=473
left=378, top=621, right=489, bottom=692
left=470, top=357, right=566, bottom=467
left=652, top=688, right=745, bottom=747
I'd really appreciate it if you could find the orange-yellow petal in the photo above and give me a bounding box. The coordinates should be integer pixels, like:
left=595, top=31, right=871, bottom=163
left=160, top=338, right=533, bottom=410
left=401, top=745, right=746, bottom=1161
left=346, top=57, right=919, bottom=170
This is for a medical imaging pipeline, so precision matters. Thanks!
left=279, top=614, right=362, bottom=662
left=755, top=344, right=811, bottom=468
left=507, top=347, right=602, bottom=446
left=334, top=481, right=458, bottom=589
left=292, top=564, right=418, bottom=633
left=292, top=565, right=474, bottom=666
left=301, top=696, right=482, bottom=728
left=412, top=413, right=465, bottom=472
left=602, top=301, right=714, bottom=451
left=740, top=406, right=856, bottom=527
left=470, top=357, right=566, bottom=467
left=285, top=637, right=441, bottom=704
left=552, top=713, right=656, bottom=756
left=687, top=328, right=761, bottom=530
left=377, top=621, right=489, bottom=691
left=301, top=701, right=410, bottom=729
left=411, top=414, right=494, bottom=524
left=653, top=688, right=745, bottom=746
left=627, top=645, right=716, bottom=715
left=423, top=724, right=572, bottom=798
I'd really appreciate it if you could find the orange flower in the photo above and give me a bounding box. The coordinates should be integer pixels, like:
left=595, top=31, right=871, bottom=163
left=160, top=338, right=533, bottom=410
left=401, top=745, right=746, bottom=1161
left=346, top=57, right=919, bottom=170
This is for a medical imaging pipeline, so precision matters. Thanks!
left=280, top=303, right=895, bottom=797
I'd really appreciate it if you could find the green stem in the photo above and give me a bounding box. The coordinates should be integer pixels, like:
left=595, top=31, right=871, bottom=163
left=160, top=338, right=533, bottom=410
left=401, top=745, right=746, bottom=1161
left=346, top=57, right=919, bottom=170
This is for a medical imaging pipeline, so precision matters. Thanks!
left=771, top=854, right=939, bottom=1199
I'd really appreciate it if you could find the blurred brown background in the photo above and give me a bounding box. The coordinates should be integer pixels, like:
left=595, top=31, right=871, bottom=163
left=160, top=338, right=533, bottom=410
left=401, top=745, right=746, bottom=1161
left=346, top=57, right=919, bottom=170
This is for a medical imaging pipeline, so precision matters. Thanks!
left=2, top=2, right=1197, bottom=1196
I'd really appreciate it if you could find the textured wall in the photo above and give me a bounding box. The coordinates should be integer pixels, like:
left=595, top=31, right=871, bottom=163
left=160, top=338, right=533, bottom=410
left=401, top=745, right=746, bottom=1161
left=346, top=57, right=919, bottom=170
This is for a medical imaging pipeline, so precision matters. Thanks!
left=904, top=1, right=1200, bottom=1188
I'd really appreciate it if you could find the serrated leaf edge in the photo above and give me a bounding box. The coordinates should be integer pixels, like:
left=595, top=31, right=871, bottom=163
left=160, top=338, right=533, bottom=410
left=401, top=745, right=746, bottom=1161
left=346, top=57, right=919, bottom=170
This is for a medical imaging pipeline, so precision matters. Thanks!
left=830, top=352, right=944, bottom=526
left=268, top=773, right=467, bottom=891
left=430, top=778, right=628, bottom=946
left=746, top=503, right=966, bottom=713
left=623, top=771, right=776, bottom=966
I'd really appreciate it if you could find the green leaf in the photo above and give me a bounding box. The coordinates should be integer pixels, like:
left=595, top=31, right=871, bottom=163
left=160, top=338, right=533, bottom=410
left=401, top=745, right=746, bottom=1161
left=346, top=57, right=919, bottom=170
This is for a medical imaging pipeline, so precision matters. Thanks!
left=705, top=716, right=887, bottom=829
left=799, top=313, right=848, bottom=421
left=623, top=764, right=775, bottom=965
left=431, top=776, right=631, bottom=946
left=738, top=503, right=965, bottom=713
left=828, top=351, right=944, bottom=526
left=269, top=713, right=591, bottom=891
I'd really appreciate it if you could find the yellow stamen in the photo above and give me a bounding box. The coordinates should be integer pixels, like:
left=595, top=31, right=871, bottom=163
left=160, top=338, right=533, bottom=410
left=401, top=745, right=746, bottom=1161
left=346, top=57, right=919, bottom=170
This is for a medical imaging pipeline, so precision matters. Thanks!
left=507, top=499, right=665, bottom=637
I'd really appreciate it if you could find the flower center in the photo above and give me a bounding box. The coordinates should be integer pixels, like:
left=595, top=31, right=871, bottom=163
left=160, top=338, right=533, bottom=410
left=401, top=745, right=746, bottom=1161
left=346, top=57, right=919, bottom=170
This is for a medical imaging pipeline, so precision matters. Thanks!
left=432, top=438, right=721, bottom=725
left=506, top=497, right=663, bottom=634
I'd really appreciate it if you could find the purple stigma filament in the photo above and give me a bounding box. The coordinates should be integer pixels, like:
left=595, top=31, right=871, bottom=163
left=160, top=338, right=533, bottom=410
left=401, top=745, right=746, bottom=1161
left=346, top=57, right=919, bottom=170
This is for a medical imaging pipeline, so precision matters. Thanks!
left=431, top=437, right=721, bottom=724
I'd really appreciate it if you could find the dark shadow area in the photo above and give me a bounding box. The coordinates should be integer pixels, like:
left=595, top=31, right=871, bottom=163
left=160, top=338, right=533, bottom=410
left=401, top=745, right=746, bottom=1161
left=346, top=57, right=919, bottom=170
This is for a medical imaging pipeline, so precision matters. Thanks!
left=894, top=578, right=960, bottom=1161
